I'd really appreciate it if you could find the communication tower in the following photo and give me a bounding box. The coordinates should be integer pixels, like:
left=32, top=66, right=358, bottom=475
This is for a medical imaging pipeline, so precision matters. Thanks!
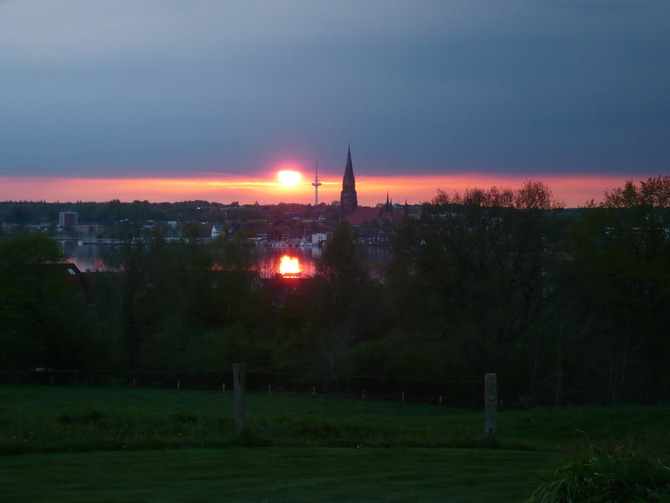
left=312, top=161, right=322, bottom=205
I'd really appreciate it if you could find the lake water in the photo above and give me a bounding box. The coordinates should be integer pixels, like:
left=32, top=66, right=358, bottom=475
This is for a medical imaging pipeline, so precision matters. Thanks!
left=61, top=241, right=395, bottom=278
left=60, top=241, right=113, bottom=272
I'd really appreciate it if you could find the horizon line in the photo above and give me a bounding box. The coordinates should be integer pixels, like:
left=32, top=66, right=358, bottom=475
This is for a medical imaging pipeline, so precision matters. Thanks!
left=0, top=172, right=658, bottom=208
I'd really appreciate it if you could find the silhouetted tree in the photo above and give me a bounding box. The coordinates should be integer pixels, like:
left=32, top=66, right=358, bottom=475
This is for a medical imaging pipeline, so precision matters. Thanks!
left=389, top=184, right=560, bottom=387
left=0, top=234, right=89, bottom=369
left=553, top=176, right=670, bottom=402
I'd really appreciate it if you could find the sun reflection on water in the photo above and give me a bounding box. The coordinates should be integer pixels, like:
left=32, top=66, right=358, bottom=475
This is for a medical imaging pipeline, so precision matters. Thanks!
left=278, top=255, right=302, bottom=277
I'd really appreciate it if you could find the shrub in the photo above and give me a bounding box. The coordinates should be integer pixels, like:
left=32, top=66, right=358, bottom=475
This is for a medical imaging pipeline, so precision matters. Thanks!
left=526, top=445, right=670, bottom=503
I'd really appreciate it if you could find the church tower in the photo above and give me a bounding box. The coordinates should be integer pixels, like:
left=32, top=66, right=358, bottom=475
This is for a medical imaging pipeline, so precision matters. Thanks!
left=340, top=146, right=358, bottom=220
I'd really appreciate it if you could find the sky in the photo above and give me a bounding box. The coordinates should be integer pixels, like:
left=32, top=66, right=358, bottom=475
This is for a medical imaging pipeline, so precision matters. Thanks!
left=1, top=0, right=669, bottom=207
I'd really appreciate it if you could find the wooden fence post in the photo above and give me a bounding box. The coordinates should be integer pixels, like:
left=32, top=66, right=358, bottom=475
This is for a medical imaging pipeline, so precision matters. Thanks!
left=233, top=363, right=246, bottom=436
left=484, top=373, right=498, bottom=436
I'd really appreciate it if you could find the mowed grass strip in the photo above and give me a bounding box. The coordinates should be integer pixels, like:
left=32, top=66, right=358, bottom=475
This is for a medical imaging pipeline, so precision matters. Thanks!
left=0, top=384, right=486, bottom=453
left=1, top=447, right=553, bottom=503
left=2, top=384, right=670, bottom=454
left=2, top=385, right=668, bottom=502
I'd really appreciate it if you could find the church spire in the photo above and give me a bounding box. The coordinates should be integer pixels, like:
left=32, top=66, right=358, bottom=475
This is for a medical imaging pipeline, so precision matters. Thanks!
left=344, top=146, right=354, bottom=183
left=340, top=146, right=358, bottom=220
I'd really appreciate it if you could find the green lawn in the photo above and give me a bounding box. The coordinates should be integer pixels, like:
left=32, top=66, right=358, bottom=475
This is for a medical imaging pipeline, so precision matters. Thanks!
left=2, top=384, right=668, bottom=502
left=1, top=447, right=553, bottom=502
left=3, top=384, right=668, bottom=454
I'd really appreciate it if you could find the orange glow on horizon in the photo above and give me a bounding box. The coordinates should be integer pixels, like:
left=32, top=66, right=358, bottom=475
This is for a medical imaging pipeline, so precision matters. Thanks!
left=278, top=255, right=302, bottom=277
left=0, top=172, right=657, bottom=208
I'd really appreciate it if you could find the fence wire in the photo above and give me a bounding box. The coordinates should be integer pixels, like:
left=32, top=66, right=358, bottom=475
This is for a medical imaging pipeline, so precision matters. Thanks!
left=0, top=368, right=555, bottom=409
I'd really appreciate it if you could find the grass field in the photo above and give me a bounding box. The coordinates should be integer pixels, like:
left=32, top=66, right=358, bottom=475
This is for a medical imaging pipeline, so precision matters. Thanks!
left=2, top=384, right=668, bottom=502
left=2, top=447, right=552, bottom=502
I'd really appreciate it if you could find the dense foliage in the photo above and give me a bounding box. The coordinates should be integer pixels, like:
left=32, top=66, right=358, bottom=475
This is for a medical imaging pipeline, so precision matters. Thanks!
left=526, top=446, right=670, bottom=503
left=2, top=177, right=669, bottom=406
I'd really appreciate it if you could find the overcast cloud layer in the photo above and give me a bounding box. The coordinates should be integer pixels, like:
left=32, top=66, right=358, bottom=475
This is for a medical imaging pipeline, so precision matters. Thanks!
left=1, top=0, right=669, bottom=179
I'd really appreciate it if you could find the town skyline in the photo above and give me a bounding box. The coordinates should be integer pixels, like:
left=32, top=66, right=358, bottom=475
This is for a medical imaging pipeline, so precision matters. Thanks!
left=0, top=169, right=652, bottom=209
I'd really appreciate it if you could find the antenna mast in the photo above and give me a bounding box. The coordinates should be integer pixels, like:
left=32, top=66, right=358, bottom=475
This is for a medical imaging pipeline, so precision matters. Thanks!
left=311, top=161, right=322, bottom=205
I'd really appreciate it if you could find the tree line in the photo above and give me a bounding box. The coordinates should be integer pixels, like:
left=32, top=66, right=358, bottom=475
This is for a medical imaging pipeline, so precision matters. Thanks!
left=0, top=199, right=335, bottom=228
left=1, top=177, right=669, bottom=406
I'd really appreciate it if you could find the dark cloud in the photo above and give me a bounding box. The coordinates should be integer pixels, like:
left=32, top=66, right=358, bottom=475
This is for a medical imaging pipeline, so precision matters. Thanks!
left=1, top=0, right=668, bottom=178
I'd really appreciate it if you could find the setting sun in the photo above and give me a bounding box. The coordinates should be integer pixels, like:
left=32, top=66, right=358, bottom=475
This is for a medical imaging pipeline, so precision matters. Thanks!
left=277, top=170, right=302, bottom=186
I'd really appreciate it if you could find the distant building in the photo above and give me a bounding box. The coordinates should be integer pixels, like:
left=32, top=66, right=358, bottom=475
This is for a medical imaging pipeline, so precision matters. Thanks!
left=338, top=148, right=404, bottom=229
left=340, top=146, right=358, bottom=220
left=41, top=262, right=91, bottom=299
left=311, top=232, right=328, bottom=245
left=59, top=211, right=79, bottom=228
left=211, top=224, right=224, bottom=239
left=346, top=194, right=402, bottom=228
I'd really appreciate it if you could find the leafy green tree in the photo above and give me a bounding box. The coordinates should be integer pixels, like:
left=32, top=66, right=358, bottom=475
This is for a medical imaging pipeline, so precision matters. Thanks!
left=0, top=234, right=89, bottom=369
left=601, top=175, right=670, bottom=208
left=210, top=235, right=258, bottom=272
left=554, top=176, right=670, bottom=403
left=97, top=224, right=170, bottom=370
left=318, top=221, right=364, bottom=275
left=96, top=221, right=273, bottom=371
left=388, top=184, right=559, bottom=386
left=288, top=222, right=383, bottom=381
